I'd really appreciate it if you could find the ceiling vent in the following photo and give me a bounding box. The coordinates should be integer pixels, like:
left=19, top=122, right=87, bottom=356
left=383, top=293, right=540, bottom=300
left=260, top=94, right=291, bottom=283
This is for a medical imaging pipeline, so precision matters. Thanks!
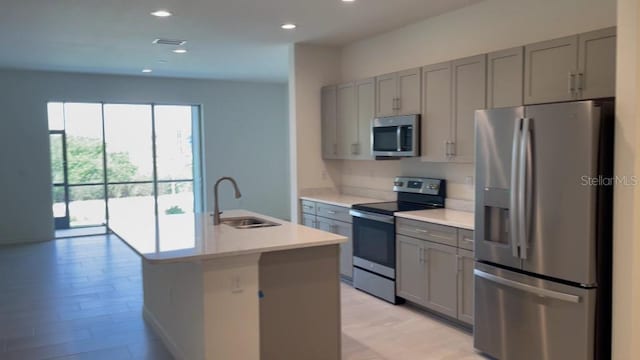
left=153, top=38, right=187, bottom=46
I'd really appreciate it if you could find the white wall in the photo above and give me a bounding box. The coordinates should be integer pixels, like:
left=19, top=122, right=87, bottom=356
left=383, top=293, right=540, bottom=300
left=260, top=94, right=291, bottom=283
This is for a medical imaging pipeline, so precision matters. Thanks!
left=612, top=0, right=640, bottom=358
left=335, top=0, right=617, bottom=201
left=0, top=69, right=289, bottom=244
left=289, top=44, right=342, bottom=221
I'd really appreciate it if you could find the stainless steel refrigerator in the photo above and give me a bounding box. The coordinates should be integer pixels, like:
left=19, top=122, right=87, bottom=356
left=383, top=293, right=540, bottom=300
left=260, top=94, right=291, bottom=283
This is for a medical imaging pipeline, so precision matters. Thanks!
left=473, top=100, right=613, bottom=360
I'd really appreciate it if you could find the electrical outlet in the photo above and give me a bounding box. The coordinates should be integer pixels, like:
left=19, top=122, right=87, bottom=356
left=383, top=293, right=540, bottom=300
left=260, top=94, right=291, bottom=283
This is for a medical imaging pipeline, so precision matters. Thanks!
left=231, top=277, right=243, bottom=294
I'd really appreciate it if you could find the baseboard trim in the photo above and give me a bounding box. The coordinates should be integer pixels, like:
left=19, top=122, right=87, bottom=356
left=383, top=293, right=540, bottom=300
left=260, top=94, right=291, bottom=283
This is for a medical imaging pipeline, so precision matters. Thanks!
left=142, top=306, right=187, bottom=360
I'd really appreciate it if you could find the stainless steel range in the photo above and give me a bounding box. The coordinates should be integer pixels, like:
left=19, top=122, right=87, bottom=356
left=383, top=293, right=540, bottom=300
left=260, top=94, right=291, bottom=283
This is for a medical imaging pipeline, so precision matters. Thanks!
left=350, top=177, right=446, bottom=304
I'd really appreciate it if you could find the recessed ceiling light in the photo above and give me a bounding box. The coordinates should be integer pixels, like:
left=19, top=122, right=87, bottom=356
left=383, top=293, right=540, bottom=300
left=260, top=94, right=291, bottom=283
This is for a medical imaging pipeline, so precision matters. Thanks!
left=151, top=10, right=172, bottom=17
left=342, top=0, right=356, bottom=2
left=172, top=49, right=188, bottom=54
left=281, top=23, right=297, bottom=30
left=142, top=69, right=153, bottom=73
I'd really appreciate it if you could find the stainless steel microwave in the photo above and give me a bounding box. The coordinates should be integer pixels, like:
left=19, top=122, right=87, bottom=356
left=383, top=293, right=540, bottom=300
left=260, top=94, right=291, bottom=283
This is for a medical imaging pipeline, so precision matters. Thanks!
left=371, top=115, right=420, bottom=157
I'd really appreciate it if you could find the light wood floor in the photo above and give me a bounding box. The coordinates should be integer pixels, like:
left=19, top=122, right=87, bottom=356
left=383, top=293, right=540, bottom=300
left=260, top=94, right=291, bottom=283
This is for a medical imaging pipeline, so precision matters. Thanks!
left=0, top=235, right=484, bottom=359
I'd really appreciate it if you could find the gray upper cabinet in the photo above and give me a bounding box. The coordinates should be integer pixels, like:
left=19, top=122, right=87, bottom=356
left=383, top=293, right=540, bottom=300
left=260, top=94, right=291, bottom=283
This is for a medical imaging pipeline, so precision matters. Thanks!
left=321, top=85, right=338, bottom=159
left=578, top=27, right=617, bottom=100
left=323, top=79, right=375, bottom=160
left=524, top=28, right=617, bottom=104
left=451, top=54, right=487, bottom=163
left=487, top=47, right=524, bottom=108
left=524, top=35, right=578, bottom=104
left=421, top=62, right=451, bottom=162
left=421, top=55, right=485, bottom=163
left=336, top=82, right=357, bottom=159
left=396, top=235, right=426, bottom=304
left=397, top=68, right=422, bottom=115
left=375, top=73, right=397, bottom=117
left=457, top=249, right=474, bottom=325
left=423, top=241, right=458, bottom=318
left=354, top=78, right=375, bottom=160
left=375, top=68, right=422, bottom=117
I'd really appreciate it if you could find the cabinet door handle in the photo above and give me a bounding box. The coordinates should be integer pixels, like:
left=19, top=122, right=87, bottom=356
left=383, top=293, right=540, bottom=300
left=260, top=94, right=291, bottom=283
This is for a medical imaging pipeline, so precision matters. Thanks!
left=327, top=210, right=337, bottom=215
left=352, top=143, right=360, bottom=155
left=418, top=248, right=423, bottom=263
left=449, top=141, right=456, bottom=157
left=568, top=72, right=576, bottom=95
left=333, top=143, right=338, bottom=155
left=396, top=97, right=401, bottom=111
left=414, top=228, right=428, bottom=234
left=456, top=255, right=462, bottom=273
left=576, top=72, right=584, bottom=91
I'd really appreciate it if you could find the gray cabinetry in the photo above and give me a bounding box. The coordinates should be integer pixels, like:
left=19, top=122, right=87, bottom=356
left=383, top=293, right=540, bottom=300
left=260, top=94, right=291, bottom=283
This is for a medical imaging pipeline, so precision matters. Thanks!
left=396, top=218, right=475, bottom=325
left=457, top=249, right=474, bottom=325
left=421, top=55, right=485, bottom=163
left=524, top=35, right=578, bottom=104
left=487, top=47, right=524, bottom=108
left=354, top=78, right=375, bottom=159
left=321, top=86, right=338, bottom=159
left=578, top=27, right=617, bottom=100
left=376, top=68, right=422, bottom=117
left=300, top=200, right=353, bottom=279
left=336, top=83, right=357, bottom=159
left=323, top=79, right=375, bottom=160
left=524, top=27, right=616, bottom=104
left=451, top=54, right=486, bottom=163
left=423, top=241, right=458, bottom=318
left=421, top=62, right=451, bottom=162
left=396, top=235, right=426, bottom=304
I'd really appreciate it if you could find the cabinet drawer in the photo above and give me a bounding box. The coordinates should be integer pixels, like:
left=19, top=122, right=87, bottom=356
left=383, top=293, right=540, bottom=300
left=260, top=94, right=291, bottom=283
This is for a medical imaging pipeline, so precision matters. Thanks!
left=301, top=214, right=317, bottom=228
left=458, top=229, right=475, bottom=251
left=300, top=200, right=316, bottom=215
left=397, top=218, right=457, bottom=247
left=316, top=203, right=351, bottom=223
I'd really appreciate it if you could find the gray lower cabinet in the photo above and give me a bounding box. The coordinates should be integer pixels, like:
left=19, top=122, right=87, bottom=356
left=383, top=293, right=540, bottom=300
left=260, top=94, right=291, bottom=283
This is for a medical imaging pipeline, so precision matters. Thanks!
left=396, top=235, right=426, bottom=304
left=301, top=200, right=353, bottom=280
left=396, top=221, right=475, bottom=325
left=423, top=241, right=458, bottom=318
left=457, top=249, right=474, bottom=325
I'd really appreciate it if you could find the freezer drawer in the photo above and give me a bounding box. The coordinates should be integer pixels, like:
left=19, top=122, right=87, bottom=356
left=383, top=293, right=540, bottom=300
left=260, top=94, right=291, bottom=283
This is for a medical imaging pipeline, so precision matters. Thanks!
left=474, top=262, right=596, bottom=360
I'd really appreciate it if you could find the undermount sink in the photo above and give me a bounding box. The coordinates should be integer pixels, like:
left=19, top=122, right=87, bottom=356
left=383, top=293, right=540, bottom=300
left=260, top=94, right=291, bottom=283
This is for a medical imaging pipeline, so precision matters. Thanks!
left=220, top=216, right=280, bottom=229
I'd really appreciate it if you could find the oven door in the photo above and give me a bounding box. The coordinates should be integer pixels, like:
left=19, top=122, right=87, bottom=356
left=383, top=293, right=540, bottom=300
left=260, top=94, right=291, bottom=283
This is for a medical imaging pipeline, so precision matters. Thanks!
left=350, top=210, right=396, bottom=279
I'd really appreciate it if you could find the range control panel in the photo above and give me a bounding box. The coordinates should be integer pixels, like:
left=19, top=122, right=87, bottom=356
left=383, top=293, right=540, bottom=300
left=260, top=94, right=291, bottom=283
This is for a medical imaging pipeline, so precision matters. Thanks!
left=393, top=177, right=445, bottom=195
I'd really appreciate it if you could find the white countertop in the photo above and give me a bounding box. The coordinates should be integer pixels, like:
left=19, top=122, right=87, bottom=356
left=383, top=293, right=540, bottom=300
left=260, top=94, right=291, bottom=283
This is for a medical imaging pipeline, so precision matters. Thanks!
left=300, top=194, right=385, bottom=208
left=110, top=210, right=347, bottom=263
left=395, top=209, right=475, bottom=230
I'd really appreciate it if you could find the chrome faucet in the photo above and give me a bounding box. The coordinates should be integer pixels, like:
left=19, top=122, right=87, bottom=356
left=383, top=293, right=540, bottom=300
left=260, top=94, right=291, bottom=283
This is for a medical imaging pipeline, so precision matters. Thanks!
left=213, top=176, right=242, bottom=225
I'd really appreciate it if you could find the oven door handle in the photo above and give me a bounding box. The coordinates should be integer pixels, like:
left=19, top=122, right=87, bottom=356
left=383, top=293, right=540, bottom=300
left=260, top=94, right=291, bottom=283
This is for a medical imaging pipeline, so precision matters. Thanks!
left=349, top=210, right=395, bottom=224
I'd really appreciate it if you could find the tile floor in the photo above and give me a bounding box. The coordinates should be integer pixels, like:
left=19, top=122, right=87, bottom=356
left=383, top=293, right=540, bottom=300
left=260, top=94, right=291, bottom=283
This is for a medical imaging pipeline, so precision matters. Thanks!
left=0, top=235, right=483, bottom=360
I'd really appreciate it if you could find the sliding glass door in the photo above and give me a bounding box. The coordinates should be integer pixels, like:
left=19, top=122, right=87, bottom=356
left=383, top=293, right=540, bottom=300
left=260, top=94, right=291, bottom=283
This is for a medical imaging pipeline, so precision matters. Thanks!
left=48, top=102, right=201, bottom=232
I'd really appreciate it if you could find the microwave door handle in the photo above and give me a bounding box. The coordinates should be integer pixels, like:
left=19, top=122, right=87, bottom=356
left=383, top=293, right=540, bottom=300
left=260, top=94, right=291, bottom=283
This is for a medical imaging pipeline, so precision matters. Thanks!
left=396, top=126, right=402, bottom=152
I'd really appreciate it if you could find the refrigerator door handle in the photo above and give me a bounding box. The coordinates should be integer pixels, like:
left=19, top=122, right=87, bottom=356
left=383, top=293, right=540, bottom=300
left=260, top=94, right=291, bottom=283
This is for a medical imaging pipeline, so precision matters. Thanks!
left=519, top=118, right=531, bottom=260
left=509, top=118, right=522, bottom=258
left=474, top=269, right=581, bottom=303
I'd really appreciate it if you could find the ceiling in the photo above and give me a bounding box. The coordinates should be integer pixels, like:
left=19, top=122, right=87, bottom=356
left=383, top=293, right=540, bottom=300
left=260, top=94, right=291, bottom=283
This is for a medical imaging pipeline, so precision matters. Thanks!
left=0, top=0, right=481, bottom=82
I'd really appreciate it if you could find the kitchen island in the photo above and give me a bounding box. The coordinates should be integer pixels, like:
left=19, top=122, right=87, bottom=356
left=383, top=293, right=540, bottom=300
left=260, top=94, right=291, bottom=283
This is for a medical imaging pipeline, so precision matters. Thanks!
left=110, top=210, right=347, bottom=360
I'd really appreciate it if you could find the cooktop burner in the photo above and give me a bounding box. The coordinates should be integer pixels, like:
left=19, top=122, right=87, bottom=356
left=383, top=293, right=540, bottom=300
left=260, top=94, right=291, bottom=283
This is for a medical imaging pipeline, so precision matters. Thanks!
left=352, top=201, right=442, bottom=216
